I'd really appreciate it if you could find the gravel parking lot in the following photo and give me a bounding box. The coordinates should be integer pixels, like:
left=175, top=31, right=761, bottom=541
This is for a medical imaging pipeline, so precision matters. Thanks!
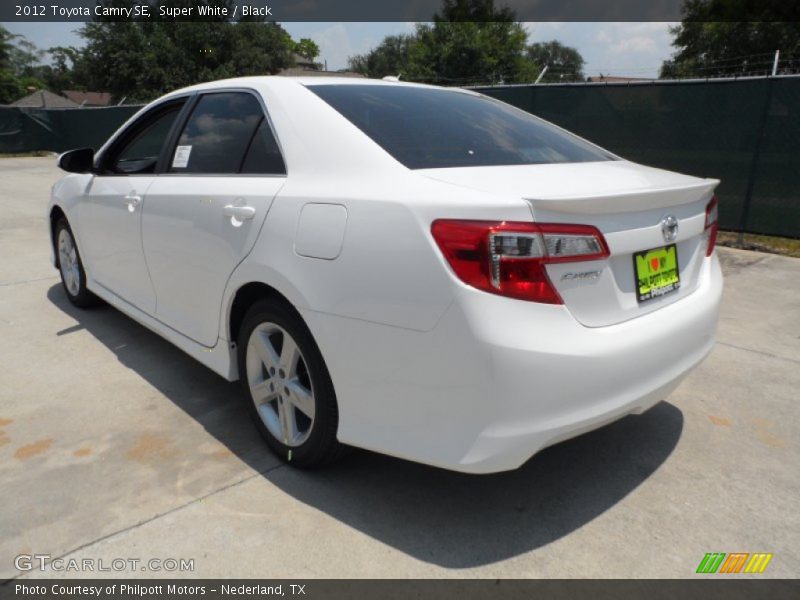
left=1, top=157, right=798, bottom=580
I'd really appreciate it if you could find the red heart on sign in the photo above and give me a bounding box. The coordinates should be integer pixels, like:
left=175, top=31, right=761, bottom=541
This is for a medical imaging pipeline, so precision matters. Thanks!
left=651, top=257, right=660, bottom=271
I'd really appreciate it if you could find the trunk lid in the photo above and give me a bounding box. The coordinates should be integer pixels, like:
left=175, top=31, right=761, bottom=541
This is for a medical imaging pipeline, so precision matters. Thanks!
left=418, top=161, right=718, bottom=327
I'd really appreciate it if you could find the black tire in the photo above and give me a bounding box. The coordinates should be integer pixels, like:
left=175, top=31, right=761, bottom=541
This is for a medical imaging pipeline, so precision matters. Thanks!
left=237, top=298, right=345, bottom=468
left=54, top=218, right=100, bottom=309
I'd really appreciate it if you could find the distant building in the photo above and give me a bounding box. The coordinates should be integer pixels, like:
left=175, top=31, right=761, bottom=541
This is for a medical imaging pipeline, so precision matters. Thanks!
left=277, top=68, right=365, bottom=78
left=278, top=53, right=364, bottom=78
left=587, top=75, right=654, bottom=83
left=63, top=90, right=112, bottom=107
left=10, top=89, right=80, bottom=108
left=290, top=53, right=320, bottom=71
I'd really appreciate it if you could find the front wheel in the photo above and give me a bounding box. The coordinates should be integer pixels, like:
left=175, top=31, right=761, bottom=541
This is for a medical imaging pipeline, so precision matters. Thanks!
left=55, top=218, right=99, bottom=308
left=237, top=299, right=344, bottom=468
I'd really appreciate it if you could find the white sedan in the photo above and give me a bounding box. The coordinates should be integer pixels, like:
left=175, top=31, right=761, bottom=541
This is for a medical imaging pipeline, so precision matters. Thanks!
left=49, top=77, right=722, bottom=473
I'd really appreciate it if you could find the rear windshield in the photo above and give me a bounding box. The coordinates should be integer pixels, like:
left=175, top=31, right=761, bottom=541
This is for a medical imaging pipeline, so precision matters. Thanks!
left=308, top=84, right=616, bottom=169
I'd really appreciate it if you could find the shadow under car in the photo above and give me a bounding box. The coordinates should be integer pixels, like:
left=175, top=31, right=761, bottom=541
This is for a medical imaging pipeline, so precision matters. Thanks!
left=47, top=283, right=684, bottom=568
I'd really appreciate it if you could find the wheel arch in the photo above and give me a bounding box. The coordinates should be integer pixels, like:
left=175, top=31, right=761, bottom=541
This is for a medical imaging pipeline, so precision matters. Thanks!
left=49, top=205, right=67, bottom=268
left=228, top=281, right=305, bottom=349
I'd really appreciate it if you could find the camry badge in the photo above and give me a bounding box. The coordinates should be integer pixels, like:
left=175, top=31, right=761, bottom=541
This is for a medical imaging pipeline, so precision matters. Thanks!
left=561, top=270, right=601, bottom=282
left=661, top=215, right=679, bottom=243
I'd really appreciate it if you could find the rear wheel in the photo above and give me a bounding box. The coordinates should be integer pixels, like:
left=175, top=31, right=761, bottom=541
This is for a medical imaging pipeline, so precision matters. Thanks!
left=55, top=218, right=99, bottom=308
left=237, top=299, right=344, bottom=467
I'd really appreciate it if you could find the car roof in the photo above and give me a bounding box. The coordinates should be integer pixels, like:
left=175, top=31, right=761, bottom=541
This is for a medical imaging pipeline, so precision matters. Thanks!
left=162, top=75, right=478, bottom=99
left=98, top=76, right=484, bottom=181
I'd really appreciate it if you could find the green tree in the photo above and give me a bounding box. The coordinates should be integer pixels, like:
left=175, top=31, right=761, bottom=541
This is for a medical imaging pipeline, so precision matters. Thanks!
left=348, top=0, right=537, bottom=85
left=0, top=25, right=43, bottom=103
left=435, top=0, right=514, bottom=21
left=72, top=0, right=295, bottom=102
left=0, top=26, right=21, bottom=103
left=294, top=38, right=320, bottom=61
left=8, top=37, right=43, bottom=77
left=40, top=46, right=81, bottom=93
left=347, top=34, right=415, bottom=78
left=660, top=0, right=800, bottom=78
left=526, top=40, right=585, bottom=82
left=0, top=25, right=13, bottom=70
left=411, top=20, right=536, bottom=84
left=0, top=70, right=23, bottom=104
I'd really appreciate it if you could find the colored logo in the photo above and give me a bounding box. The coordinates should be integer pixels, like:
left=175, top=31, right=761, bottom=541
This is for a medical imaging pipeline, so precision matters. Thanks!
left=696, top=552, right=773, bottom=574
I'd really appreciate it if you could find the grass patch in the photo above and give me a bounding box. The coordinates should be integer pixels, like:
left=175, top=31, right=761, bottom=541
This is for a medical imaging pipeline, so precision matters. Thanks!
left=718, top=231, right=800, bottom=258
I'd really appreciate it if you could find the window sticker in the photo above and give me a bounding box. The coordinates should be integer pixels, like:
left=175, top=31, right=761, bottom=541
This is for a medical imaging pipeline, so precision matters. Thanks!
left=172, top=145, right=192, bottom=168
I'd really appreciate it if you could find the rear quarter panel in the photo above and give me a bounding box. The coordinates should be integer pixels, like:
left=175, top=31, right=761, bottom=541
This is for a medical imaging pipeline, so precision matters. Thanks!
left=224, top=171, right=534, bottom=337
left=223, top=78, right=535, bottom=336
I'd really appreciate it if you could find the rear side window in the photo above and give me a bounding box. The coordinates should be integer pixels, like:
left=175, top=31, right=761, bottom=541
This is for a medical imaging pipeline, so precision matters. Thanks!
left=241, top=120, right=286, bottom=175
left=170, top=92, right=279, bottom=174
left=308, top=84, right=616, bottom=169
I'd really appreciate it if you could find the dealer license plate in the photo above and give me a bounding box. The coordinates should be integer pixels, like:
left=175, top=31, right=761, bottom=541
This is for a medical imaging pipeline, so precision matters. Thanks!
left=633, top=244, right=680, bottom=303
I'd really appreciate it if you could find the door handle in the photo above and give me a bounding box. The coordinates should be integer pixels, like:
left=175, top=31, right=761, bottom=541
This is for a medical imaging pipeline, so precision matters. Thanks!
left=124, top=194, right=142, bottom=213
left=223, top=204, right=256, bottom=221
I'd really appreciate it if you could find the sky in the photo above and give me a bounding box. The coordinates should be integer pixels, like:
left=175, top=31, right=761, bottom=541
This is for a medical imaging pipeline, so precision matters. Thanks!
left=2, top=21, right=678, bottom=79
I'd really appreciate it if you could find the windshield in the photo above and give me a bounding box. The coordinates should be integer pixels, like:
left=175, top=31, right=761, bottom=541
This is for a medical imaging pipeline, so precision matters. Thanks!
left=308, top=84, right=616, bottom=169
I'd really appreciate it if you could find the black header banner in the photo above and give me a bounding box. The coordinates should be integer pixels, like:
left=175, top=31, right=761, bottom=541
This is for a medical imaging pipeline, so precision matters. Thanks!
left=3, top=0, right=800, bottom=23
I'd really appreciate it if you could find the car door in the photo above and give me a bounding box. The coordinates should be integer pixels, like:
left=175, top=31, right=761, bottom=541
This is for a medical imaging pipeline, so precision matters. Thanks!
left=141, top=90, right=287, bottom=347
left=79, top=100, right=187, bottom=314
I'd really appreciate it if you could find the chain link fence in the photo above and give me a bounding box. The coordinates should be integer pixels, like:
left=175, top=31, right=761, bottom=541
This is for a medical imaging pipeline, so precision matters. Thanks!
left=2, top=75, right=799, bottom=238
left=0, top=104, right=142, bottom=155
left=476, top=75, right=800, bottom=239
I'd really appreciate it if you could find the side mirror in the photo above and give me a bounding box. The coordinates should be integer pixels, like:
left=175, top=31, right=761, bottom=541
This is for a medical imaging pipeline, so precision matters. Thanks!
left=58, top=148, right=95, bottom=173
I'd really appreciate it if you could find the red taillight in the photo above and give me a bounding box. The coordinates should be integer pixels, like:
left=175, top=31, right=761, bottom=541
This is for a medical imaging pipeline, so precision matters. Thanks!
left=431, top=220, right=609, bottom=304
left=704, top=196, right=719, bottom=257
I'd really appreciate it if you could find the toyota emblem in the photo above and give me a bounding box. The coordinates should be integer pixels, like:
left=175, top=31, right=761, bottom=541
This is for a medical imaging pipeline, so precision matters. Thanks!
left=661, top=215, right=679, bottom=242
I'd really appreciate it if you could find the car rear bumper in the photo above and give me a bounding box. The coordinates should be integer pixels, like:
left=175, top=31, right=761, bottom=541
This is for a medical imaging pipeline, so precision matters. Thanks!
left=447, top=254, right=722, bottom=473
left=304, top=254, right=722, bottom=474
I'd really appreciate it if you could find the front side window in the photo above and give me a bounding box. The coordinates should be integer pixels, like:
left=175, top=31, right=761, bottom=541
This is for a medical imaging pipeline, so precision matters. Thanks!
left=111, top=104, right=183, bottom=174
left=308, top=84, right=616, bottom=169
left=170, top=92, right=279, bottom=174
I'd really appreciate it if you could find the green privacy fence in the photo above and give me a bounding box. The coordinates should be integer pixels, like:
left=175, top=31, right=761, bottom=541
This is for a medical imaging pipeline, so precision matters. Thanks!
left=476, top=76, right=800, bottom=239
left=0, top=105, right=142, bottom=156
left=2, top=76, right=799, bottom=237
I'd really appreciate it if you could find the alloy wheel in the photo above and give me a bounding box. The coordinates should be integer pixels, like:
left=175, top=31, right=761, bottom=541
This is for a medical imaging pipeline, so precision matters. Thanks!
left=58, top=228, right=81, bottom=297
left=245, top=322, right=316, bottom=447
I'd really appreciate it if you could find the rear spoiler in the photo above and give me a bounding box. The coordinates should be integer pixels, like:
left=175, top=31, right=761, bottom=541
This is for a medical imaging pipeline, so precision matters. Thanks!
left=526, top=180, right=718, bottom=215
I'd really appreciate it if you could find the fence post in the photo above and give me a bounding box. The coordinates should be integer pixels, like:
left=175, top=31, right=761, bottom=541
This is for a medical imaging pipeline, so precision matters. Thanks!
left=737, top=77, right=774, bottom=245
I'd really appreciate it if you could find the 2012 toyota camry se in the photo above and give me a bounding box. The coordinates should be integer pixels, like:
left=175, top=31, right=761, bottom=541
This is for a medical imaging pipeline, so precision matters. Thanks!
left=49, top=77, right=722, bottom=473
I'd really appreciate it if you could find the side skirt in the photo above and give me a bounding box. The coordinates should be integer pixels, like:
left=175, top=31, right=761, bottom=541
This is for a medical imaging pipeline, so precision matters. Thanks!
left=88, top=280, right=239, bottom=381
